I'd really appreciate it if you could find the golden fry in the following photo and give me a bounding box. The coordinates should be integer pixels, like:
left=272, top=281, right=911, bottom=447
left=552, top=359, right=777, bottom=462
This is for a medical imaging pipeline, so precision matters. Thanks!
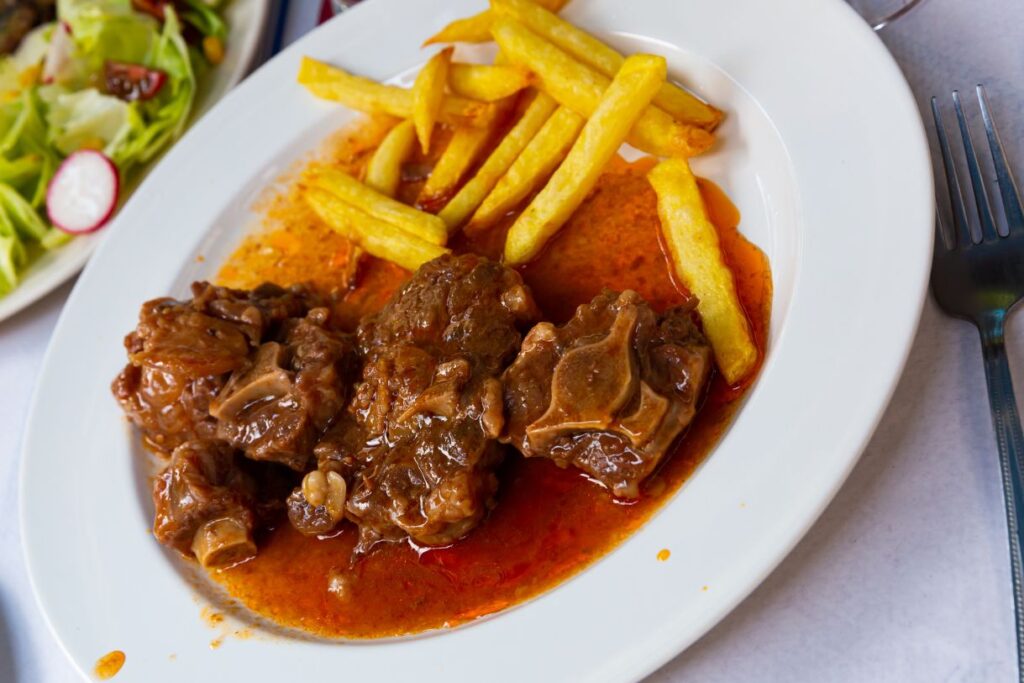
left=504, top=54, right=665, bottom=265
left=491, top=0, right=722, bottom=129
left=298, top=57, right=496, bottom=129
left=307, top=166, right=448, bottom=245
left=365, top=120, right=416, bottom=197
left=413, top=47, right=453, bottom=153
left=423, top=0, right=570, bottom=45
left=417, top=125, right=493, bottom=213
left=648, top=158, right=757, bottom=384
left=423, top=11, right=494, bottom=45
left=491, top=19, right=713, bottom=157
left=467, top=105, right=583, bottom=234
left=448, top=63, right=532, bottom=101
left=306, top=188, right=449, bottom=272
left=438, top=91, right=558, bottom=230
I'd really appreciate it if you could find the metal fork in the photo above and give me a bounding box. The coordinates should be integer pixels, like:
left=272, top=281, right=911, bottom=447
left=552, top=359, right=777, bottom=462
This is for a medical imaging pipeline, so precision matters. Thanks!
left=930, top=85, right=1024, bottom=679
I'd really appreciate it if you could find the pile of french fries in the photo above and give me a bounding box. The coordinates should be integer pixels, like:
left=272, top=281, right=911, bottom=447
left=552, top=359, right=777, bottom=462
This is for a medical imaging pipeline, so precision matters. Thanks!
left=296, top=0, right=758, bottom=384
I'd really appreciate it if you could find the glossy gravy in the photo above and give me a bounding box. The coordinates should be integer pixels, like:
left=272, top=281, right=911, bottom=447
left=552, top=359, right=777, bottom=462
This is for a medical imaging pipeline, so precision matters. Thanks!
left=211, top=119, right=771, bottom=638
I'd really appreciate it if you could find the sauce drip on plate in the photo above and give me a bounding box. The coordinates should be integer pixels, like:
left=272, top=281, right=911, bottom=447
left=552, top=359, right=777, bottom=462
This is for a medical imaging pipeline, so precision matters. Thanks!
left=94, top=650, right=125, bottom=679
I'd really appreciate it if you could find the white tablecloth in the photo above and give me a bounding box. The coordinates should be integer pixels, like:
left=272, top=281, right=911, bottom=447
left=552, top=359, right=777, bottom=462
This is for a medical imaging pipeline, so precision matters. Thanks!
left=2, top=0, right=1022, bottom=680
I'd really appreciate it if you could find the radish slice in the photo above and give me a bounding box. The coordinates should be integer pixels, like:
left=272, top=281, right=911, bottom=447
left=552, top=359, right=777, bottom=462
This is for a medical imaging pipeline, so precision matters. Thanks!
left=47, top=151, right=120, bottom=234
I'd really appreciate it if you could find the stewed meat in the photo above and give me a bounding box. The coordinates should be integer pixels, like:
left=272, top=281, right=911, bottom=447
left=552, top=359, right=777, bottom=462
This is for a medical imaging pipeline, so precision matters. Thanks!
left=190, top=281, right=313, bottom=344
left=113, top=280, right=357, bottom=561
left=112, top=282, right=319, bottom=454
left=112, top=297, right=249, bottom=453
left=291, top=254, right=538, bottom=547
left=116, top=262, right=715, bottom=568
left=211, top=307, right=358, bottom=471
left=152, top=439, right=259, bottom=568
left=502, top=290, right=712, bottom=498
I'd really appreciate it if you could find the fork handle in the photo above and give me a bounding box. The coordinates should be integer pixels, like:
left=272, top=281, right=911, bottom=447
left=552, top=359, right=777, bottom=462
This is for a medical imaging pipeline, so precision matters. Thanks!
left=979, top=315, right=1024, bottom=679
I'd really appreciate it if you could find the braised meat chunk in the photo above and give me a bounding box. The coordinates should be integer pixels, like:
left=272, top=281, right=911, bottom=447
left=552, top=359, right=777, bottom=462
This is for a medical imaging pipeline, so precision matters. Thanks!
left=293, top=254, right=538, bottom=547
left=502, top=290, right=712, bottom=498
left=113, top=281, right=358, bottom=562
left=190, top=281, right=313, bottom=344
left=152, top=439, right=259, bottom=568
left=112, top=297, right=250, bottom=454
left=211, top=308, right=358, bottom=471
left=111, top=282, right=320, bottom=454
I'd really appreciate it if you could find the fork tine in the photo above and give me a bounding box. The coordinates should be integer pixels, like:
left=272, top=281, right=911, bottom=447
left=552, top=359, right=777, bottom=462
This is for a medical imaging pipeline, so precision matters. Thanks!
left=953, top=90, right=999, bottom=242
left=931, top=96, right=974, bottom=248
left=977, top=85, right=1024, bottom=236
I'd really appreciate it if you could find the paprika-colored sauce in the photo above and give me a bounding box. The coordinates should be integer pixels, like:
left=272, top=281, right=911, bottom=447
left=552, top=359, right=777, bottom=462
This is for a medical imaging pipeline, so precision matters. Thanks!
left=212, top=119, right=771, bottom=639
left=93, top=650, right=125, bottom=680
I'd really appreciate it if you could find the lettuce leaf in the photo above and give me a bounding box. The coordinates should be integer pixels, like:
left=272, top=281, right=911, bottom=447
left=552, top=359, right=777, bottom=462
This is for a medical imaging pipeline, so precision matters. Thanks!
left=181, top=0, right=228, bottom=40
left=0, top=183, right=49, bottom=241
left=0, top=154, right=43, bottom=195
left=1, top=88, right=54, bottom=161
left=0, top=230, right=27, bottom=295
left=46, top=88, right=134, bottom=157
left=115, top=8, right=196, bottom=167
left=0, top=190, right=30, bottom=295
left=0, top=23, right=53, bottom=94
left=59, top=0, right=159, bottom=88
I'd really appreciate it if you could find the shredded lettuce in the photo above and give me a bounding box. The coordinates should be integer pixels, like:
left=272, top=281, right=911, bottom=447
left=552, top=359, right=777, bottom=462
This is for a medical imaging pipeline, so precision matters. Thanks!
left=0, top=229, right=27, bottom=295
left=182, top=0, right=228, bottom=40
left=0, top=186, right=34, bottom=294
left=0, top=155, right=43, bottom=189
left=116, top=8, right=196, bottom=168
left=0, top=24, right=53, bottom=94
left=0, top=183, right=49, bottom=241
left=46, top=88, right=132, bottom=156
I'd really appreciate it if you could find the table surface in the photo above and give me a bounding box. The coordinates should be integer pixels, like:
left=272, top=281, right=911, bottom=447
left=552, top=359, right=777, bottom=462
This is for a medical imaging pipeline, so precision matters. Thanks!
left=3, top=0, right=1023, bottom=681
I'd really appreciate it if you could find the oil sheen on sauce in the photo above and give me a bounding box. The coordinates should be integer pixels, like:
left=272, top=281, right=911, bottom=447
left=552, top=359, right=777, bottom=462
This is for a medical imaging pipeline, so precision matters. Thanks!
left=211, top=119, right=772, bottom=639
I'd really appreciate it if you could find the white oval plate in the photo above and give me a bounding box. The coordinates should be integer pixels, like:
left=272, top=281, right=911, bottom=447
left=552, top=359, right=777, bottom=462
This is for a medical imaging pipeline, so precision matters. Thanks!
left=0, top=0, right=271, bottom=323
left=21, top=0, right=933, bottom=681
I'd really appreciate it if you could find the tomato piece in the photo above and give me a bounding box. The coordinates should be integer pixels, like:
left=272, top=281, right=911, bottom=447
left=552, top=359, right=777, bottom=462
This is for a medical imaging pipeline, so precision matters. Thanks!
left=104, top=61, right=168, bottom=101
left=130, top=0, right=167, bottom=20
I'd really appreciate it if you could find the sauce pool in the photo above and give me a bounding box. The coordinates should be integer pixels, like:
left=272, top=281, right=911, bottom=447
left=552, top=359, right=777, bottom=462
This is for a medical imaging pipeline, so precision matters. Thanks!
left=211, top=119, right=772, bottom=638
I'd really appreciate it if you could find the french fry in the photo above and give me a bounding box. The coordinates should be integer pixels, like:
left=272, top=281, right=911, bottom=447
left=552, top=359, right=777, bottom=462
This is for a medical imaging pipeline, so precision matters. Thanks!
left=307, top=166, right=448, bottom=245
left=467, top=105, right=583, bottom=234
left=298, top=57, right=496, bottom=129
left=448, top=63, right=532, bottom=101
left=438, top=91, right=559, bottom=230
left=491, top=0, right=722, bottom=129
left=413, top=48, right=453, bottom=153
left=491, top=19, right=713, bottom=158
left=423, top=11, right=494, bottom=45
left=423, top=0, right=570, bottom=45
left=306, top=187, right=449, bottom=272
left=417, top=125, right=493, bottom=213
left=648, top=158, right=757, bottom=384
left=504, top=54, right=664, bottom=265
left=365, top=120, right=417, bottom=197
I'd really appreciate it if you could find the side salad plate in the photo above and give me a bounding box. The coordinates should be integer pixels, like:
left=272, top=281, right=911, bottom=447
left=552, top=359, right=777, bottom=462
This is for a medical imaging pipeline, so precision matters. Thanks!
left=0, top=0, right=270, bottom=323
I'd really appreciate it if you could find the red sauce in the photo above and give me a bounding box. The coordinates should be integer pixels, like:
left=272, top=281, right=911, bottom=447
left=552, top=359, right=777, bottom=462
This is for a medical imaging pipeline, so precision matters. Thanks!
left=94, top=650, right=125, bottom=679
left=212, top=121, right=772, bottom=639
